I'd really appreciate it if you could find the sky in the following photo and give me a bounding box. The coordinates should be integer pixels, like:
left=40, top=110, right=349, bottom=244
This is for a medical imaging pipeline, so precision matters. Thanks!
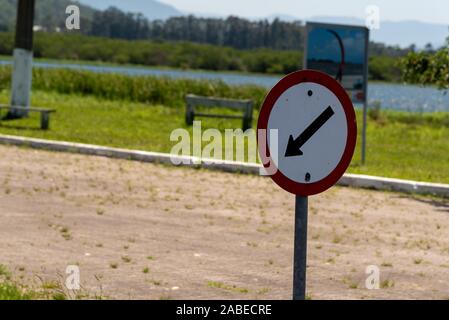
left=159, top=0, right=448, bottom=24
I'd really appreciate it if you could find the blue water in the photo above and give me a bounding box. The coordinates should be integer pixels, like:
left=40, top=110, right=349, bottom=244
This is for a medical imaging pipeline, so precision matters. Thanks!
left=1, top=60, right=448, bottom=112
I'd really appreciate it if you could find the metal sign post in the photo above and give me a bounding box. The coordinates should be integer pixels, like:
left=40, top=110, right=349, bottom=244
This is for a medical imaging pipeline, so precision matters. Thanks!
left=258, top=70, right=357, bottom=300
left=362, top=101, right=368, bottom=164
left=361, top=28, right=370, bottom=165
left=293, top=195, right=308, bottom=300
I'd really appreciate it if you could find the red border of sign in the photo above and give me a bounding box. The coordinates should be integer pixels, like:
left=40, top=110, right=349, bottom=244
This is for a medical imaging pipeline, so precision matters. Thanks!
left=257, top=70, right=357, bottom=196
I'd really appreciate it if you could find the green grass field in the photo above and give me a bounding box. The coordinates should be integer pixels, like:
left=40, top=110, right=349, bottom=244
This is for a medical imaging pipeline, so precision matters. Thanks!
left=0, top=89, right=447, bottom=184
left=0, top=264, right=72, bottom=300
left=0, top=283, right=32, bottom=300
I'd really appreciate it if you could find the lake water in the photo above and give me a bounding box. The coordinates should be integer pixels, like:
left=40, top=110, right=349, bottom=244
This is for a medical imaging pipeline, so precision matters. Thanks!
left=1, top=60, right=448, bottom=112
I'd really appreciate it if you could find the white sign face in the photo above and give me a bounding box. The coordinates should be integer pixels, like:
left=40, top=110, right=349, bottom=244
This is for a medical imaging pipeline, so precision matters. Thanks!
left=267, top=82, right=348, bottom=184
left=258, top=70, right=357, bottom=196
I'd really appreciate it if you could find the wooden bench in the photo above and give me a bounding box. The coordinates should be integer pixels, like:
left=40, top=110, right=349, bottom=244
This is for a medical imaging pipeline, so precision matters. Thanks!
left=0, top=105, right=56, bottom=130
left=185, top=94, right=253, bottom=131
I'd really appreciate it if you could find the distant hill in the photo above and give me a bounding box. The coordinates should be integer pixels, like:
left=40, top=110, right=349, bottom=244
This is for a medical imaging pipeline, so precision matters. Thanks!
left=78, top=0, right=182, bottom=20
left=0, top=0, right=15, bottom=30
left=0, top=0, right=95, bottom=30
left=265, top=14, right=300, bottom=23
left=180, top=12, right=448, bottom=48
left=0, top=0, right=446, bottom=49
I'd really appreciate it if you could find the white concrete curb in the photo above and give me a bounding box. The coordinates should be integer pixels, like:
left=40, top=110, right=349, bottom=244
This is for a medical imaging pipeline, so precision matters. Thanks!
left=0, top=134, right=448, bottom=198
left=339, top=174, right=449, bottom=198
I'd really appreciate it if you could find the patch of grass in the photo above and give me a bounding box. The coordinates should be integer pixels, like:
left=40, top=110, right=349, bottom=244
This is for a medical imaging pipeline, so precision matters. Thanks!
left=0, top=32, right=305, bottom=78
left=332, top=235, right=343, bottom=244
left=60, top=228, right=72, bottom=241
left=256, top=227, right=270, bottom=234
left=0, top=280, right=72, bottom=300
left=41, top=281, right=60, bottom=290
left=51, top=292, right=67, bottom=300
left=342, top=277, right=359, bottom=289
left=207, top=281, right=249, bottom=294
left=0, top=266, right=69, bottom=300
left=350, top=109, right=449, bottom=183
left=380, top=279, right=395, bottom=289
left=0, top=282, right=33, bottom=300
left=143, top=267, right=149, bottom=274
left=349, top=283, right=358, bottom=289
left=246, top=242, right=258, bottom=248
left=0, top=265, right=11, bottom=279
left=0, top=65, right=267, bottom=110
left=256, top=287, right=270, bottom=295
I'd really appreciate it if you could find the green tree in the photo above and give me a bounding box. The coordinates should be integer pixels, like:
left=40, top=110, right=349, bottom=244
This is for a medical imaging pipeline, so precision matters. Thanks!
left=402, top=40, right=449, bottom=89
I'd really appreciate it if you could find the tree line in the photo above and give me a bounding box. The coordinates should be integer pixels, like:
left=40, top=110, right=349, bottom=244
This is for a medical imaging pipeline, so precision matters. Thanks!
left=402, top=38, right=449, bottom=89
left=85, top=7, right=410, bottom=56
left=0, top=32, right=403, bottom=81
left=86, top=8, right=305, bottom=50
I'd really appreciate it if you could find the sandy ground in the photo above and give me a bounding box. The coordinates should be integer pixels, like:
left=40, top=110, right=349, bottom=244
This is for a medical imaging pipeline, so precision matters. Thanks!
left=0, top=144, right=448, bottom=300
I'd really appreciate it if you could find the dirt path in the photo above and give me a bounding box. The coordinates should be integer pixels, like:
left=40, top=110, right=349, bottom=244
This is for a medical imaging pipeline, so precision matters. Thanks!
left=0, top=144, right=448, bottom=300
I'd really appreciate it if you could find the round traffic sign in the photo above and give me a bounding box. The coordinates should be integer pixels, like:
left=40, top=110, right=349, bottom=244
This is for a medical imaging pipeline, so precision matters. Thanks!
left=258, top=70, right=357, bottom=196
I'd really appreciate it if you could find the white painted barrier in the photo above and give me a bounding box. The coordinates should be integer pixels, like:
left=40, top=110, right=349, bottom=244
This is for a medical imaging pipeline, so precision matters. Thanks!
left=0, top=134, right=447, bottom=198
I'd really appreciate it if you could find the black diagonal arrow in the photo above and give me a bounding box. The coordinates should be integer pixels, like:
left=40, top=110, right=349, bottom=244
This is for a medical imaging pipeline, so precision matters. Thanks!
left=285, top=106, right=335, bottom=157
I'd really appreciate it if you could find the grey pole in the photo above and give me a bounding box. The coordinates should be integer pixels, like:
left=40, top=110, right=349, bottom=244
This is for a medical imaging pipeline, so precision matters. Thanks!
left=293, top=195, right=308, bottom=300
left=361, top=101, right=367, bottom=165
left=8, top=0, right=35, bottom=119
left=361, top=27, right=369, bottom=165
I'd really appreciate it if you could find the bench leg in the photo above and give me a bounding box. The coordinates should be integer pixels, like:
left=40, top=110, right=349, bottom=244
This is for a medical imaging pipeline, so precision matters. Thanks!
left=41, top=112, right=50, bottom=130
left=242, top=103, right=253, bottom=131
left=185, top=103, right=194, bottom=126
left=242, top=118, right=248, bottom=131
